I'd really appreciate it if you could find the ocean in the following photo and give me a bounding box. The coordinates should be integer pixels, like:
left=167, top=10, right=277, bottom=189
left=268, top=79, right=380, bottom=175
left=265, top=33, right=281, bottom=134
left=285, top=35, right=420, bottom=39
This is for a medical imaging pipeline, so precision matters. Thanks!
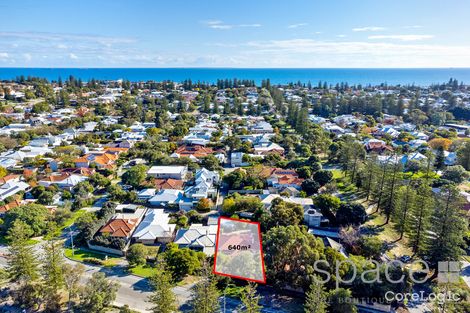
left=1, top=68, right=470, bottom=86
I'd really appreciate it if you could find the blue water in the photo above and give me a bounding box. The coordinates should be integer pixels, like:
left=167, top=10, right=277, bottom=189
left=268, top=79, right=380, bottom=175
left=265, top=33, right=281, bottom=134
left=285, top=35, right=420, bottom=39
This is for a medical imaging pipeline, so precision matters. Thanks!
left=1, top=68, right=470, bottom=86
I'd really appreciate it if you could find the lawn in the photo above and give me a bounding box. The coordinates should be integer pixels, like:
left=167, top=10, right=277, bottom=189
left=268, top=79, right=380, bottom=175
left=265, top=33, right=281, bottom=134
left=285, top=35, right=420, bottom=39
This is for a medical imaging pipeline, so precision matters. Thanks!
left=365, top=212, right=412, bottom=258
left=129, top=264, right=156, bottom=278
left=64, top=247, right=121, bottom=267
left=59, top=209, right=87, bottom=230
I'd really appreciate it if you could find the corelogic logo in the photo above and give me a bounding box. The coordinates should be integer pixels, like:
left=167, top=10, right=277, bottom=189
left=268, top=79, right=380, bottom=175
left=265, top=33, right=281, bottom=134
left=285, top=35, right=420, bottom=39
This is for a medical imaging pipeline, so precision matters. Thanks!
left=438, top=261, right=460, bottom=283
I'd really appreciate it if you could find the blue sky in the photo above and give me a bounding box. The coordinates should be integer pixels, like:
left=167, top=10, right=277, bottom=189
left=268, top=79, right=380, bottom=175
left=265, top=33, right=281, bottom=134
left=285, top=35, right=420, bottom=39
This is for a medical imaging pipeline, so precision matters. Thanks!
left=1, top=0, right=470, bottom=68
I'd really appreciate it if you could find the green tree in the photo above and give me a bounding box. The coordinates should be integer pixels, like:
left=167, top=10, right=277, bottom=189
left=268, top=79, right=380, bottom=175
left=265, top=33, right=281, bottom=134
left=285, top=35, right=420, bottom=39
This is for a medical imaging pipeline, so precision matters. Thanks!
left=392, top=182, right=416, bottom=240
left=6, top=220, right=39, bottom=283
left=127, top=244, right=148, bottom=267
left=148, top=262, right=178, bottom=313
left=41, top=233, right=66, bottom=312
left=122, top=164, right=149, bottom=188
left=304, top=279, right=328, bottom=313
left=441, top=165, right=470, bottom=184
left=263, top=198, right=303, bottom=228
left=435, top=146, right=446, bottom=170
left=190, top=267, right=220, bottom=313
left=428, top=185, right=468, bottom=273
left=338, top=139, right=365, bottom=182
left=63, top=263, right=86, bottom=312
left=239, top=282, right=261, bottom=313
left=328, top=288, right=357, bottom=313
left=164, top=244, right=203, bottom=282
left=457, top=141, right=470, bottom=170
left=79, top=272, right=120, bottom=313
left=407, top=183, right=433, bottom=256
left=3, top=203, right=50, bottom=237
left=335, top=203, right=367, bottom=227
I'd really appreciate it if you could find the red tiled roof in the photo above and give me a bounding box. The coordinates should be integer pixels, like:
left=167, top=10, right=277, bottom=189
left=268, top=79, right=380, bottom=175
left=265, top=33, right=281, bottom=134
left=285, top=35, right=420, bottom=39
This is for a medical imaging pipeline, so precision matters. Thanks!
left=99, top=218, right=138, bottom=238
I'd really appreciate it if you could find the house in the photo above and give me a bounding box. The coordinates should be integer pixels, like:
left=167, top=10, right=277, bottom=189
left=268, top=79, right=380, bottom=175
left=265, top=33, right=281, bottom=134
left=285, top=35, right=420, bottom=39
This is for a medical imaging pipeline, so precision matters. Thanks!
left=74, top=152, right=119, bottom=169
left=364, top=139, right=392, bottom=154
left=148, top=189, right=184, bottom=207
left=147, top=166, right=188, bottom=180
left=231, top=152, right=246, bottom=167
left=304, top=209, right=323, bottom=227
left=137, top=188, right=157, bottom=201
left=184, top=168, right=219, bottom=204
left=39, top=173, right=87, bottom=190
left=149, top=178, right=184, bottom=190
left=253, top=142, right=285, bottom=156
left=132, top=209, right=176, bottom=244
left=267, top=169, right=304, bottom=190
left=377, top=126, right=400, bottom=138
left=444, top=151, right=458, bottom=165
left=260, top=194, right=314, bottom=210
left=174, top=224, right=217, bottom=255
left=0, top=198, right=22, bottom=215
left=0, top=180, right=30, bottom=201
left=174, top=145, right=214, bottom=159
left=98, top=218, right=139, bottom=239
left=250, top=121, right=273, bottom=134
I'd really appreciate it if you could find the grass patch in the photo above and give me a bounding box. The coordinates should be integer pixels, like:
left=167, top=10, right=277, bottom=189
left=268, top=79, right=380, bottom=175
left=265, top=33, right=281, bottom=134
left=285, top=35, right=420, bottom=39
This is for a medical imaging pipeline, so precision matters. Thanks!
left=64, top=247, right=121, bottom=267
left=59, top=209, right=87, bottom=231
left=129, top=264, right=155, bottom=278
left=365, top=213, right=412, bottom=258
left=331, top=169, right=344, bottom=179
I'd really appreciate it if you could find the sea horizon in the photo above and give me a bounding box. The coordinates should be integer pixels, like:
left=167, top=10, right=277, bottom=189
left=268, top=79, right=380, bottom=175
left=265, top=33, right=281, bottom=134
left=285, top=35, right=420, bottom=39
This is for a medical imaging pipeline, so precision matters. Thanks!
left=2, top=67, right=470, bottom=86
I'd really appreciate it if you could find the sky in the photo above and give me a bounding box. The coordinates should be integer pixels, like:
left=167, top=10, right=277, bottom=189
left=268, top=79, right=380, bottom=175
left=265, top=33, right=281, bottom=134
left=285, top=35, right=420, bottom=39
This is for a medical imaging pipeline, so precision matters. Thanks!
left=1, top=0, right=470, bottom=68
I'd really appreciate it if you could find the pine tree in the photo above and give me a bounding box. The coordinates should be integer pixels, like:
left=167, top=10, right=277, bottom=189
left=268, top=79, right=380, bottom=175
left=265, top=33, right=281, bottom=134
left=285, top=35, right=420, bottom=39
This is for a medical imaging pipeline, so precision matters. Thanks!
left=304, top=279, right=328, bottom=313
left=435, top=146, right=446, bottom=170
left=41, top=228, right=66, bottom=311
left=148, top=262, right=178, bottom=313
left=407, top=183, right=433, bottom=256
left=190, top=266, right=220, bottom=313
left=428, top=185, right=468, bottom=272
left=239, top=282, right=261, bottom=313
left=392, top=181, right=416, bottom=240
left=6, top=220, right=39, bottom=283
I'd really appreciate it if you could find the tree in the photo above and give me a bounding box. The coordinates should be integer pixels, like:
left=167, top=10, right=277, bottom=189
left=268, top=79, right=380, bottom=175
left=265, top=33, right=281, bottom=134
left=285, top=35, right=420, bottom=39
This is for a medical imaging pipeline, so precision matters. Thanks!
left=63, top=263, right=85, bottom=312
left=301, top=179, right=320, bottom=196
left=164, top=244, right=203, bottom=282
left=407, top=183, right=433, bottom=256
left=328, top=288, right=357, bottom=313
left=3, top=203, right=50, bottom=237
left=435, top=146, right=446, bottom=170
left=263, top=198, right=303, bottom=228
left=313, top=194, right=340, bottom=224
left=127, top=244, right=148, bottom=267
left=457, top=141, right=470, bottom=171
left=148, top=262, right=178, bottom=313
left=428, top=185, right=468, bottom=273
left=239, top=282, right=261, bottom=313
left=338, top=139, right=365, bottom=182
left=196, top=198, right=213, bottom=212
left=304, top=279, right=328, bottom=313
left=41, top=233, right=66, bottom=312
left=441, top=165, right=470, bottom=184
left=80, top=272, right=120, bottom=313
left=313, top=170, right=333, bottom=186
left=336, top=203, right=367, bottom=227
left=190, top=266, right=220, bottom=313
left=0, top=166, right=7, bottom=178
left=263, top=225, right=341, bottom=290
left=122, top=164, right=148, bottom=188
left=392, top=182, right=416, bottom=240
left=6, top=220, right=39, bottom=283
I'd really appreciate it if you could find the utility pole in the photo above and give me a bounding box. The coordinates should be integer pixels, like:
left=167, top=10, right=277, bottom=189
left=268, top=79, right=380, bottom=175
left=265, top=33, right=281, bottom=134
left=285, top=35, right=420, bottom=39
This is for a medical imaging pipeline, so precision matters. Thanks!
left=69, top=226, right=74, bottom=256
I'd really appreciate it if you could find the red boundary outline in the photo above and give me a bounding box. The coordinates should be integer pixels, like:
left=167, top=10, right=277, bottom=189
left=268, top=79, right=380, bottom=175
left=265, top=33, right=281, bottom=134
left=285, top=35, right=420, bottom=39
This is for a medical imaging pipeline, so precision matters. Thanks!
left=212, top=216, right=266, bottom=284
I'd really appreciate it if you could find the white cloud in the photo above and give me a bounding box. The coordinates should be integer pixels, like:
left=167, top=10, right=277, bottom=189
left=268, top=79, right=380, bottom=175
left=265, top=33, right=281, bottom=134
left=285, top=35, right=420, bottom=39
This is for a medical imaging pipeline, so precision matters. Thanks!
left=352, top=26, right=386, bottom=32
left=202, top=20, right=260, bottom=30
left=0, top=52, right=8, bottom=59
left=404, top=25, right=423, bottom=29
left=368, top=34, right=434, bottom=41
left=337, top=34, right=347, bottom=38
left=69, top=53, right=78, bottom=60
left=288, top=23, right=308, bottom=29
left=23, top=53, right=32, bottom=61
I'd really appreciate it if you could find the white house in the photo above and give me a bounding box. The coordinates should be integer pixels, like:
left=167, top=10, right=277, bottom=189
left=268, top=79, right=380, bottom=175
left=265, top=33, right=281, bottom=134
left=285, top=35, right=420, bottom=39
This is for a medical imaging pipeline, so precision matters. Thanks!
left=148, top=189, right=184, bottom=207
left=174, top=224, right=217, bottom=255
left=132, top=209, right=176, bottom=244
left=147, top=166, right=188, bottom=180
left=0, top=180, right=30, bottom=201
